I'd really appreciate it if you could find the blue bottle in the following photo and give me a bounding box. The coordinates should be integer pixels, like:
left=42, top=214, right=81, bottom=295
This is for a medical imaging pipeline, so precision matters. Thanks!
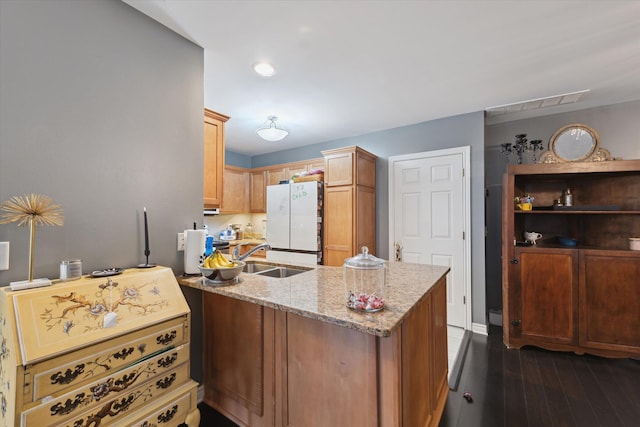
left=204, top=235, right=214, bottom=257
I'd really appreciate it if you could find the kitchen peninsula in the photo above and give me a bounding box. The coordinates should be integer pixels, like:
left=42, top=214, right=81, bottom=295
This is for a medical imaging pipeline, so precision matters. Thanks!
left=179, top=260, right=450, bottom=427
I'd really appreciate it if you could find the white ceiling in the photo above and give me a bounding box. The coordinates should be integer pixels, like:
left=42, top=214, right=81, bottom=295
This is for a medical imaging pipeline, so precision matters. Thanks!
left=123, top=0, right=640, bottom=156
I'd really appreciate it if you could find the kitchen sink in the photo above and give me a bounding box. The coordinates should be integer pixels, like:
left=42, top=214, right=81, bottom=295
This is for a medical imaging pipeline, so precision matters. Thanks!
left=242, top=262, right=278, bottom=274
left=242, top=260, right=313, bottom=278
left=255, top=267, right=311, bottom=278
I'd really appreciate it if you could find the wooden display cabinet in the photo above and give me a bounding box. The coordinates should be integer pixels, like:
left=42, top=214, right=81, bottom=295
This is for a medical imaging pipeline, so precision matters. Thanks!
left=502, top=160, right=640, bottom=358
left=204, top=108, right=230, bottom=208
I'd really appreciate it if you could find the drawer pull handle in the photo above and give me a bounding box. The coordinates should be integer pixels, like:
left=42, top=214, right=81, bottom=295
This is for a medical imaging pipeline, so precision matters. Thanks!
left=113, top=347, right=134, bottom=360
left=50, top=392, right=86, bottom=416
left=156, top=331, right=177, bottom=345
left=158, top=352, right=178, bottom=368
left=51, top=364, right=85, bottom=385
left=156, top=373, right=177, bottom=389
left=157, top=405, right=179, bottom=423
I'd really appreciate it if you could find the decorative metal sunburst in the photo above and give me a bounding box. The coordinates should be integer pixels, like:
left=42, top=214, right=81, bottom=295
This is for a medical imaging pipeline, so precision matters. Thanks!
left=0, top=194, right=64, bottom=226
left=0, top=193, right=64, bottom=281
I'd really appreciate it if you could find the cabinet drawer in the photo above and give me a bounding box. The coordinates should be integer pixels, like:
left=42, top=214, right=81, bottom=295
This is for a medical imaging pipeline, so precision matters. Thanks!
left=26, top=316, right=188, bottom=403
left=22, top=344, right=190, bottom=426
left=54, top=362, right=191, bottom=427
left=120, top=381, right=198, bottom=427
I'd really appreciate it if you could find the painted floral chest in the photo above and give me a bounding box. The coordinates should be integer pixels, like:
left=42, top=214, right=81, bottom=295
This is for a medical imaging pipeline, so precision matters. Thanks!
left=0, top=266, right=199, bottom=427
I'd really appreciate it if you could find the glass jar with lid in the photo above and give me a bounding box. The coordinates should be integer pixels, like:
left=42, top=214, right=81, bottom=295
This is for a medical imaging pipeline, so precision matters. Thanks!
left=344, top=246, right=386, bottom=312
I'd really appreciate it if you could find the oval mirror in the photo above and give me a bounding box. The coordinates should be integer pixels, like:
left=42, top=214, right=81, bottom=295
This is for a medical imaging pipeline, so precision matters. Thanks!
left=550, top=124, right=598, bottom=161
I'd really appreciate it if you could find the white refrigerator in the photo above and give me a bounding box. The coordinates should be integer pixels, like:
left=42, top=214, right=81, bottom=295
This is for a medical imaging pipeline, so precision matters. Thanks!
left=266, top=181, right=323, bottom=265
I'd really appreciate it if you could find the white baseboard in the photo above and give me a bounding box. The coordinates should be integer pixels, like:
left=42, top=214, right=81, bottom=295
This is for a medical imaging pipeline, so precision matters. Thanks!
left=197, top=384, right=204, bottom=404
left=471, top=322, right=488, bottom=335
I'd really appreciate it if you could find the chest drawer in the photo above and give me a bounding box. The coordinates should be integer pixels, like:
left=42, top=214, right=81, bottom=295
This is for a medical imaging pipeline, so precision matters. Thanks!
left=21, top=344, right=190, bottom=426
left=119, top=381, right=198, bottom=427
left=25, top=315, right=188, bottom=403
left=53, top=361, right=191, bottom=427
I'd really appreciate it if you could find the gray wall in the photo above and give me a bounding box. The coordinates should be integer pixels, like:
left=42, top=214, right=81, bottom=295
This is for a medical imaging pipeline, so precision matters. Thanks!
left=245, top=112, right=488, bottom=325
left=0, top=0, right=204, bottom=281
left=484, top=100, right=640, bottom=312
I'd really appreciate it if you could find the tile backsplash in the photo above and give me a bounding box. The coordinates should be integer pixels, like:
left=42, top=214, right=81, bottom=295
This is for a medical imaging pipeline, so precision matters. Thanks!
left=204, top=213, right=267, bottom=239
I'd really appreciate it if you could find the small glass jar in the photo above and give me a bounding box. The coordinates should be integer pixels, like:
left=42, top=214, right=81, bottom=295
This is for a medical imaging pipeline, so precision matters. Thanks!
left=60, top=259, right=82, bottom=281
left=343, top=246, right=386, bottom=312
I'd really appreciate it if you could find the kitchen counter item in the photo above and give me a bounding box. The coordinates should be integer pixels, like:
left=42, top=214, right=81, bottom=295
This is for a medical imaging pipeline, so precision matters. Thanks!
left=184, top=229, right=206, bottom=274
left=198, top=260, right=245, bottom=284
left=630, top=238, right=640, bottom=251
left=343, top=246, right=386, bottom=312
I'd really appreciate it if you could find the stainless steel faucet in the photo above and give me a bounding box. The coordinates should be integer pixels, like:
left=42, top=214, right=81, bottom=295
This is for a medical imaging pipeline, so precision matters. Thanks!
left=232, top=242, right=272, bottom=261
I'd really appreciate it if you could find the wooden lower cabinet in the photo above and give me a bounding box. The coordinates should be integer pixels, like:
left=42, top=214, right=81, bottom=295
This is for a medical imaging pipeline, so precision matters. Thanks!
left=324, top=186, right=354, bottom=266
left=580, top=250, right=640, bottom=355
left=203, top=276, right=448, bottom=427
left=203, top=293, right=275, bottom=427
left=511, top=248, right=578, bottom=347
left=505, top=247, right=640, bottom=357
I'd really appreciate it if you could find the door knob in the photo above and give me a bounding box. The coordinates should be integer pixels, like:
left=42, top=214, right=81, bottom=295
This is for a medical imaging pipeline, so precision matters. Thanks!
left=395, top=242, right=403, bottom=262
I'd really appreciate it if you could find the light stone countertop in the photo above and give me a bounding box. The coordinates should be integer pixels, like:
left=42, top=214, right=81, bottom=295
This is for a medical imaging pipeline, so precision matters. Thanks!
left=177, top=260, right=449, bottom=337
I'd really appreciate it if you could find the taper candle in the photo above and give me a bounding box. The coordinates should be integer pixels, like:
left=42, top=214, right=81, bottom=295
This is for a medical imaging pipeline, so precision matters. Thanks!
left=144, top=207, right=150, bottom=257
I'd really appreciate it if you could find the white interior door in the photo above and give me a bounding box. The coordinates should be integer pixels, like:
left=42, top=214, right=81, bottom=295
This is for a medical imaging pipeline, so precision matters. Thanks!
left=389, top=147, right=470, bottom=329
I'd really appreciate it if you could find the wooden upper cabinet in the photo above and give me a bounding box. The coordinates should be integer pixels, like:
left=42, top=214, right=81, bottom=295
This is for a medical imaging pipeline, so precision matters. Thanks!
left=204, top=108, right=230, bottom=208
left=250, top=170, right=267, bottom=213
left=221, top=166, right=249, bottom=214
left=323, top=150, right=353, bottom=186
left=266, top=167, right=287, bottom=186
left=323, top=147, right=375, bottom=188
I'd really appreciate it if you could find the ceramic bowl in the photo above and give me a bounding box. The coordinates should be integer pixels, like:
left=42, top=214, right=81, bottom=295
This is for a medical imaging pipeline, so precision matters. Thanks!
left=630, top=238, right=640, bottom=251
left=198, top=261, right=245, bottom=284
left=557, top=237, right=578, bottom=247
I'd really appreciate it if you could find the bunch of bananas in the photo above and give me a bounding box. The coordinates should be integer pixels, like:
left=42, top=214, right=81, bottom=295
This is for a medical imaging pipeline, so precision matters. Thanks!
left=202, top=250, right=236, bottom=269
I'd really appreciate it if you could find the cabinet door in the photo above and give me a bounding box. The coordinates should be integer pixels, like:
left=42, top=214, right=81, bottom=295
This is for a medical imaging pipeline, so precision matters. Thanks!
left=512, top=248, right=578, bottom=346
left=324, top=186, right=353, bottom=266
left=579, top=251, right=640, bottom=355
left=203, top=293, right=274, bottom=427
left=204, top=110, right=228, bottom=208
left=286, top=163, right=308, bottom=179
left=324, top=152, right=353, bottom=186
left=221, top=167, right=248, bottom=214
left=250, top=171, right=266, bottom=213
left=266, top=167, right=287, bottom=186
left=306, top=158, right=325, bottom=172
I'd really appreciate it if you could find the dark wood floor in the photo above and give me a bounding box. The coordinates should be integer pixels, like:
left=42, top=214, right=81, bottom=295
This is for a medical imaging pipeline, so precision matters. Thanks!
left=199, top=326, right=640, bottom=427
left=440, top=326, right=640, bottom=427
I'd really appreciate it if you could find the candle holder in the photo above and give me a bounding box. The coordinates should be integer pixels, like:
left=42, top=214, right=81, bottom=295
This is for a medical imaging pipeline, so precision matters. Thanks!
left=501, top=134, right=544, bottom=164
left=137, top=207, right=156, bottom=268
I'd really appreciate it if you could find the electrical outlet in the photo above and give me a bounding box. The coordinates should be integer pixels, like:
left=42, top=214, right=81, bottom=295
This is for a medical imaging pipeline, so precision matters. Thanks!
left=177, top=233, right=185, bottom=251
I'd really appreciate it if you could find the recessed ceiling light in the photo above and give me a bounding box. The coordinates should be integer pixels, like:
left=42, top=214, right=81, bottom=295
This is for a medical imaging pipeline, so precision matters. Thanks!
left=253, top=62, right=275, bottom=77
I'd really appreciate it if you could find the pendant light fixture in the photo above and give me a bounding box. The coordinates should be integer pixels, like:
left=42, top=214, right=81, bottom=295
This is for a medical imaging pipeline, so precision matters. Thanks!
left=256, top=116, right=289, bottom=141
